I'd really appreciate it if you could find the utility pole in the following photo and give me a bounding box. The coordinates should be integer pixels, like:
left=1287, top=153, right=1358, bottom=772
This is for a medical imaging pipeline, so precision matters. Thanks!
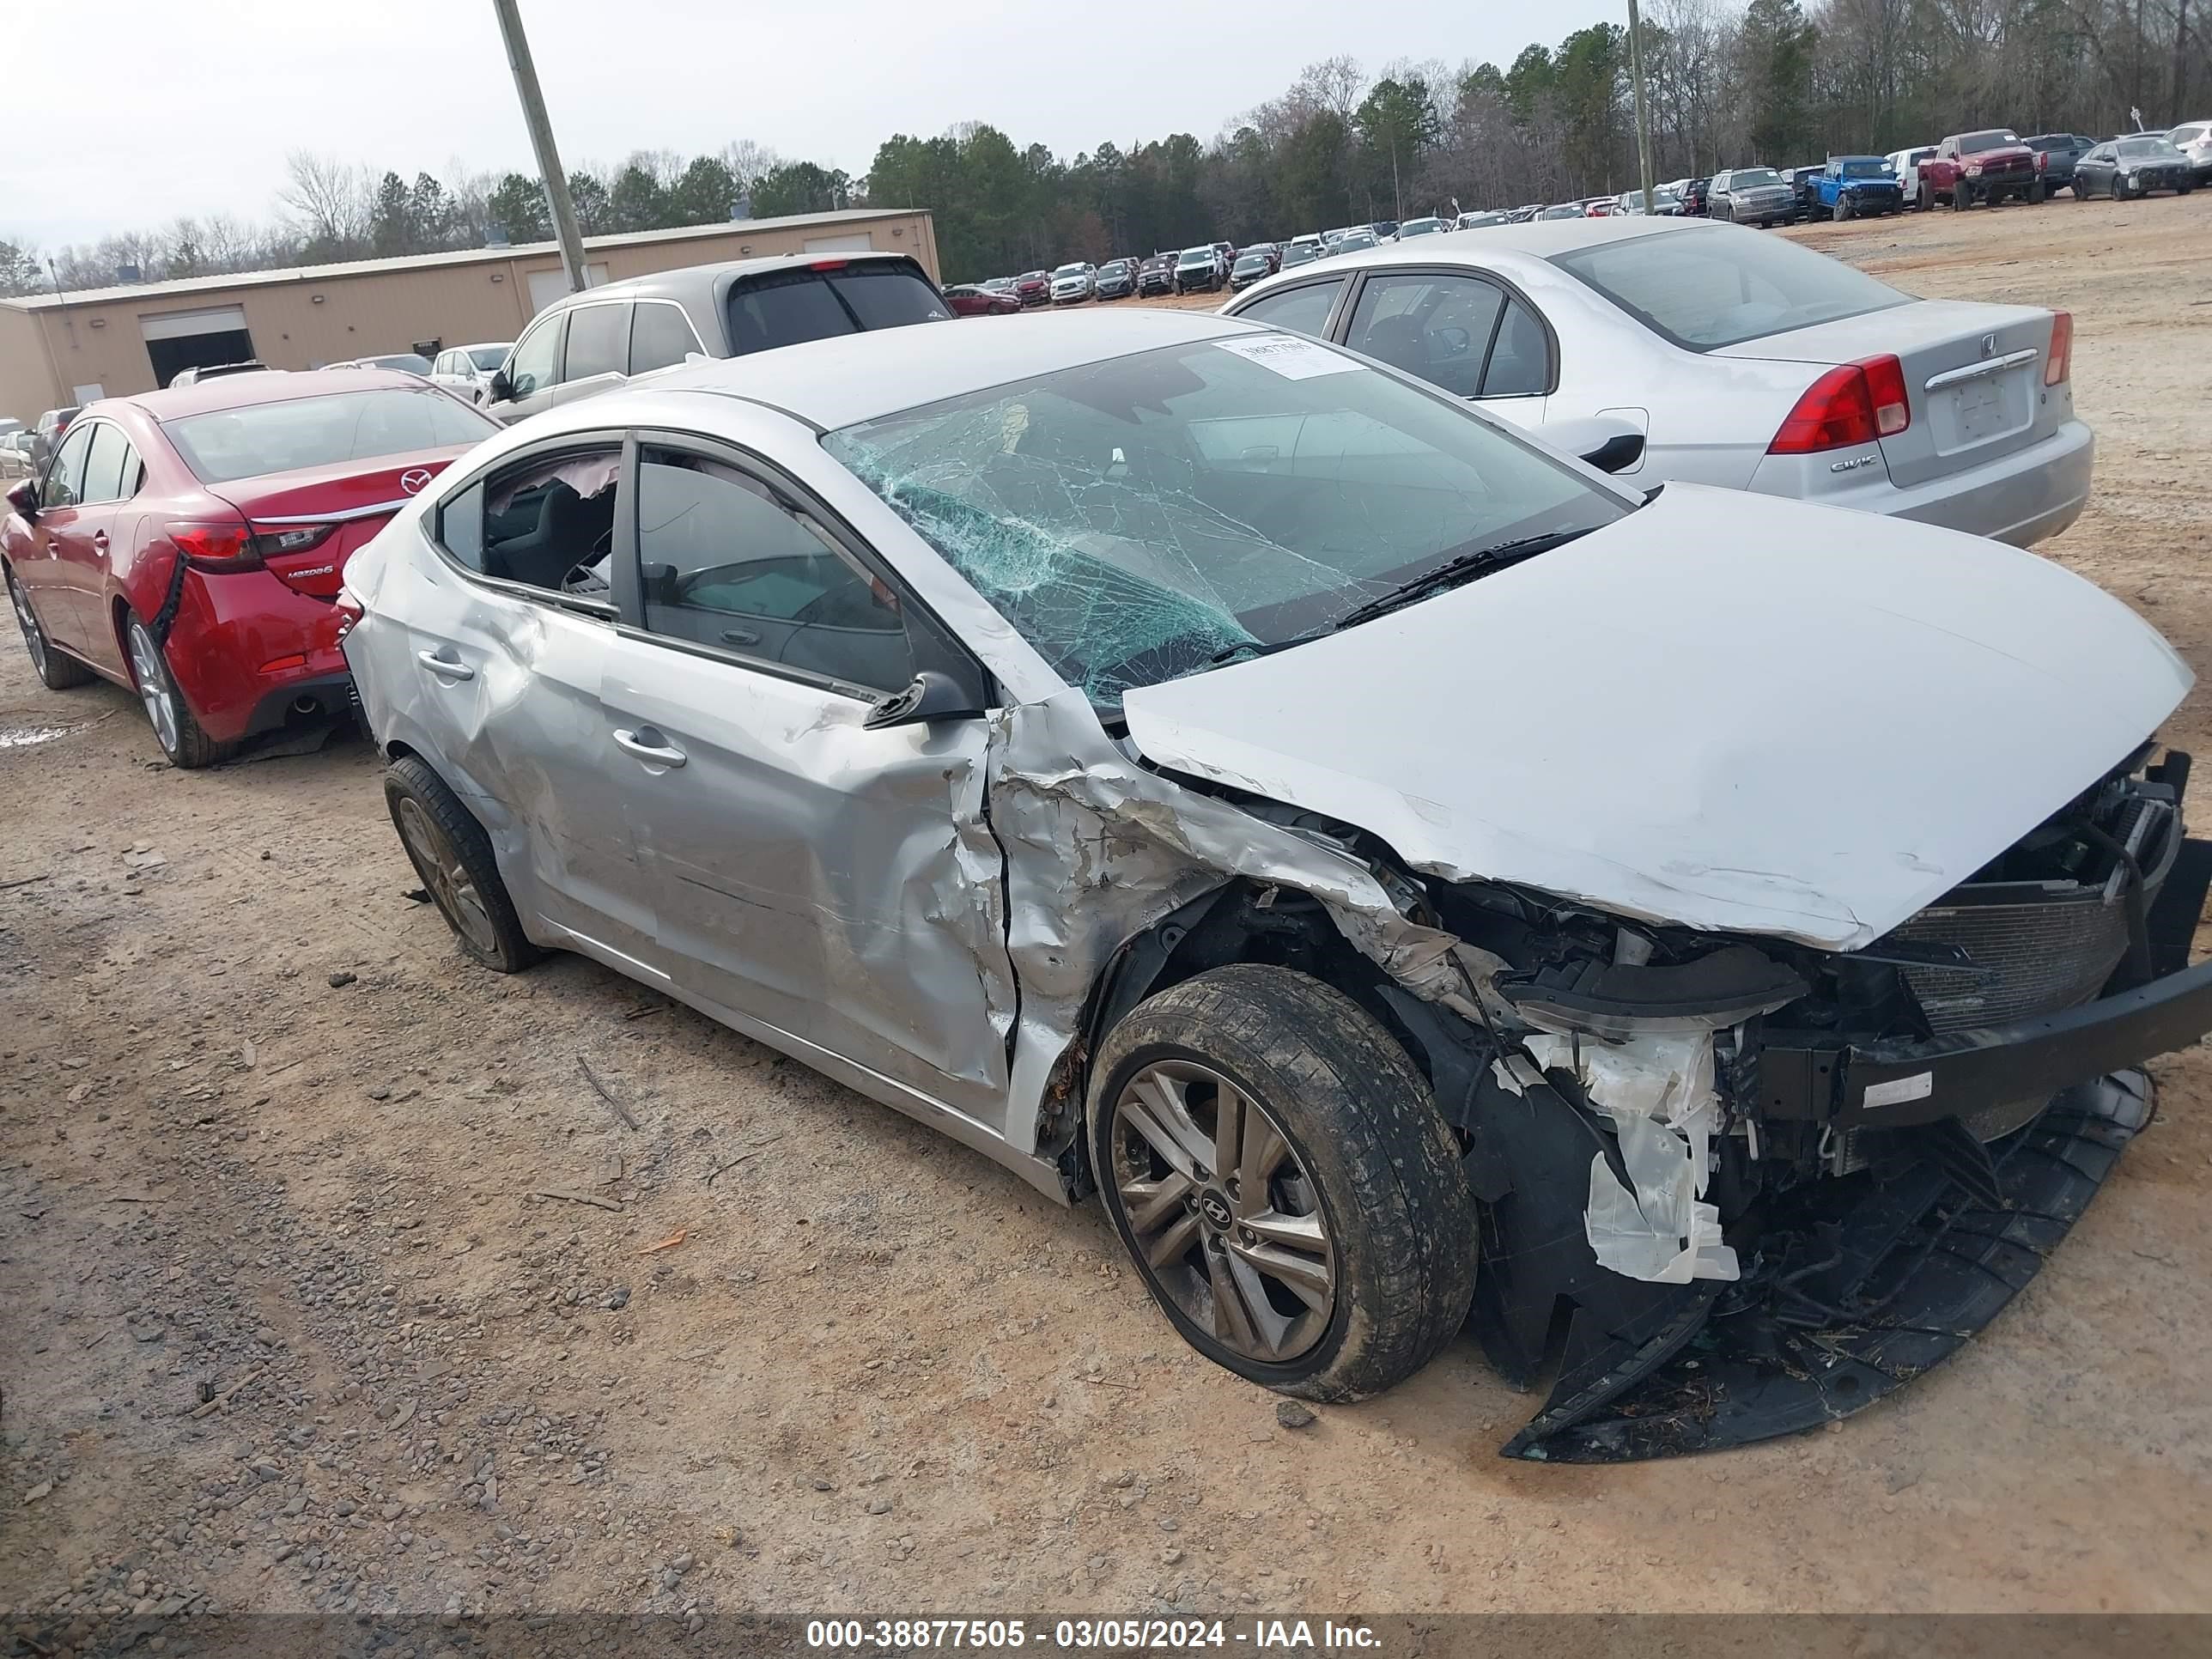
left=1626, top=0, right=1657, bottom=210
left=489, top=0, right=588, bottom=294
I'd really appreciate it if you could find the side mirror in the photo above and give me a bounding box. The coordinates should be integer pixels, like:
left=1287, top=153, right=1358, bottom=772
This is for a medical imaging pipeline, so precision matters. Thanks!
left=5, top=479, right=37, bottom=519
left=864, top=670, right=986, bottom=731
left=488, top=368, right=514, bottom=404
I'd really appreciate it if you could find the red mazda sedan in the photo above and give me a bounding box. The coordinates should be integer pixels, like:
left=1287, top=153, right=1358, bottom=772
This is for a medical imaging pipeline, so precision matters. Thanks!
left=3, top=369, right=495, bottom=767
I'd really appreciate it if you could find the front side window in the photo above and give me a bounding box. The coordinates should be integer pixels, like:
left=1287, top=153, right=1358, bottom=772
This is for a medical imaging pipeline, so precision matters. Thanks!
left=823, top=335, right=1625, bottom=708
left=1552, top=224, right=1909, bottom=351
left=42, top=424, right=94, bottom=507
left=162, top=389, right=496, bottom=485
left=1346, top=274, right=1508, bottom=400
left=506, top=316, right=562, bottom=399
left=634, top=448, right=912, bottom=695
left=561, top=303, right=630, bottom=381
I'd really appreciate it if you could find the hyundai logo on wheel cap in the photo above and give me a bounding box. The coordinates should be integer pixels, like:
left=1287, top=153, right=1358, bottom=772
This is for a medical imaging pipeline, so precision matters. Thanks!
left=400, top=468, right=433, bottom=495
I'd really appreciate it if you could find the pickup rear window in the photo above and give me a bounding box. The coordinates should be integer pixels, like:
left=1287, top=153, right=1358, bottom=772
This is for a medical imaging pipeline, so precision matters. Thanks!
left=725, top=263, right=952, bottom=356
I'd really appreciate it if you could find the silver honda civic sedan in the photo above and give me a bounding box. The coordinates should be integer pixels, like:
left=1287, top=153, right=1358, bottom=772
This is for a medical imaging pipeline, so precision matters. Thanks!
left=340, top=308, right=2212, bottom=1461
left=1222, top=216, right=2093, bottom=547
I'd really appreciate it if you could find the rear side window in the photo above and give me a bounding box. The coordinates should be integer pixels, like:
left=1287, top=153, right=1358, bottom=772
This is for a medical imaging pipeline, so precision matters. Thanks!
left=562, top=303, right=629, bottom=381
left=629, top=303, right=700, bottom=375
left=162, top=389, right=496, bottom=484
left=438, top=447, right=623, bottom=595
left=1551, top=225, right=1909, bottom=351
left=1234, top=278, right=1343, bottom=339
left=724, top=264, right=949, bottom=356
left=81, top=424, right=137, bottom=503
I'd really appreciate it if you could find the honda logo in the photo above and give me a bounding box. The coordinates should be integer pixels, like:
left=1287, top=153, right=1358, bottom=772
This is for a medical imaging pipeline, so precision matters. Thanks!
left=399, top=469, right=433, bottom=495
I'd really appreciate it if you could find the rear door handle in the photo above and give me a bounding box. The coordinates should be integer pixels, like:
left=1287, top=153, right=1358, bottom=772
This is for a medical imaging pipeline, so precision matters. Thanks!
left=613, top=727, right=686, bottom=768
left=91, top=530, right=109, bottom=551
left=718, top=627, right=759, bottom=647
left=417, top=650, right=474, bottom=681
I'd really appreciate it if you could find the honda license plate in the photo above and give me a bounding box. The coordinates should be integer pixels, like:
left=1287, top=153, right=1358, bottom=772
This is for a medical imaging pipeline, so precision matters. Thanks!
left=1954, top=378, right=2004, bottom=443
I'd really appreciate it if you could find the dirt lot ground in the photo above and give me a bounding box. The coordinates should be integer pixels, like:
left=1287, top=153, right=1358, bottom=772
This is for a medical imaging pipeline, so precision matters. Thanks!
left=4, top=196, right=2211, bottom=1644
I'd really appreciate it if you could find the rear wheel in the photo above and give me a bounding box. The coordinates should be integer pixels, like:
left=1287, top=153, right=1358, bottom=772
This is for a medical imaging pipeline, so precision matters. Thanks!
left=383, top=754, right=540, bottom=973
left=7, top=564, right=94, bottom=690
left=1919, top=182, right=1935, bottom=212
left=125, top=613, right=232, bottom=769
left=1090, top=964, right=1477, bottom=1401
left=2029, top=179, right=2045, bottom=204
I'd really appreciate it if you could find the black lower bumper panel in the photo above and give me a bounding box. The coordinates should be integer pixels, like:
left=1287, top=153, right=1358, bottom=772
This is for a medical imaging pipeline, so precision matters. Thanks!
left=1503, top=1070, right=2152, bottom=1462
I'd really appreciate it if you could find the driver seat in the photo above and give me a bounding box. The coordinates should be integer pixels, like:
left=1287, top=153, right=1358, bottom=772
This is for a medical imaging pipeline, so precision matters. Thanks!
left=489, top=482, right=594, bottom=587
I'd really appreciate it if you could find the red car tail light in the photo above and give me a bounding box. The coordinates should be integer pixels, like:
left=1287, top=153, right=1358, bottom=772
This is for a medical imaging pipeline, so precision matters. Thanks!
left=2045, top=311, right=2073, bottom=386
left=1768, top=356, right=1911, bottom=453
left=1861, top=354, right=1911, bottom=435
left=168, top=520, right=260, bottom=573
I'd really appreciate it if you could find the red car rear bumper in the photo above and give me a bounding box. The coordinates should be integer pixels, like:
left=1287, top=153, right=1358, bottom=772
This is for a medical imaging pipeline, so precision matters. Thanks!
left=166, top=568, right=351, bottom=743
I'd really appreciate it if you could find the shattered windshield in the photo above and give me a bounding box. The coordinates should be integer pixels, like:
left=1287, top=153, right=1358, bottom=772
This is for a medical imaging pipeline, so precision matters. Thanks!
left=821, top=334, right=1624, bottom=708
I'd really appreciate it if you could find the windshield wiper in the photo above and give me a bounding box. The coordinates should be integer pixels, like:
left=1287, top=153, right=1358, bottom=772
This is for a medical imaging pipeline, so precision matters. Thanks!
left=1328, top=527, right=1597, bottom=632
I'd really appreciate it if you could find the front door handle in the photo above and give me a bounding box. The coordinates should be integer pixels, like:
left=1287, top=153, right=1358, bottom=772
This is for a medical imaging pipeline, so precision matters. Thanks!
left=91, top=530, right=109, bottom=552
left=417, top=650, right=475, bottom=681
left=613, top=727, right=686, bottom=768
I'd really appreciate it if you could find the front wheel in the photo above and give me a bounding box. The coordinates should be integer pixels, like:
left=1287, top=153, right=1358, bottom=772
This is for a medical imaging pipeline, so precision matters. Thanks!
left=1090, top=964, right=1478, bottom=1401
left=1832, top=198, right=1851, bottom=222
left=125, top=613, right=232, bottom=768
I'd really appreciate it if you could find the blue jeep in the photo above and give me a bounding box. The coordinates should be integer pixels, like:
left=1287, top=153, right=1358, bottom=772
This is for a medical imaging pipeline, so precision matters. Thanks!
left=1816, top=155, right=1904, bottom=219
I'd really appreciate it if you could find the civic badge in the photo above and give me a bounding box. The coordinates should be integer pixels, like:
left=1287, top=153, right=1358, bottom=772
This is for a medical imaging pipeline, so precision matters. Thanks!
left=399, top=469, right=433, bottom=495
left=1978, top=333, right=1996, bottom=358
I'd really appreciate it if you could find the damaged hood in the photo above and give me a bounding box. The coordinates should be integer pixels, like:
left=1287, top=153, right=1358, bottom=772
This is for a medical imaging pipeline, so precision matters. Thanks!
left=1121, top=485, right=2191, bottom=950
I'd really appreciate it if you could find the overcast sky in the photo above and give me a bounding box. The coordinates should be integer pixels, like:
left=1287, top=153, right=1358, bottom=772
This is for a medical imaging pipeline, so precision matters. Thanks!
left=9, top=0, right=1617, bottom=248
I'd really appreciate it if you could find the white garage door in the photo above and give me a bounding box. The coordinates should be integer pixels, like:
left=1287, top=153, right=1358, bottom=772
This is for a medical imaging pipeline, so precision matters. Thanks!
left=139, top=305, right=249, bottom=342
left=802, top=234, right=874, bottom=254
left=526, top=264, right=610, bottom=315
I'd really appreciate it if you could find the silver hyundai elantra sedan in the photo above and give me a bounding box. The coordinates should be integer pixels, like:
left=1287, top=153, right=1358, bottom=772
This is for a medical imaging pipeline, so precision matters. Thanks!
left=339, top=308, right=2211, bottom=1461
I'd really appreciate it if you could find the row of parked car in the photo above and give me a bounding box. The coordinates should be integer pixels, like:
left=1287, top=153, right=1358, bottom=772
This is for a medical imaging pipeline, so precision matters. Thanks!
left=4, top=208, right=2200, bottom=1463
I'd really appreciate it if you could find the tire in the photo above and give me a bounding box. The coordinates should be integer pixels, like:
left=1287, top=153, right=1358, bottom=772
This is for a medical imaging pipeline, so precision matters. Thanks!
left=1918, top=182, right=1934, bottom=212
left=1089, top=964, right=1478, bottom=1402
left=6, top=563, right=94, bottom=690
left=2029, top=179, right=2045, bottom=204
left=382, top=754, right=541, bottom=973
left=1832, top=198, right=1851, bottom=222
left=124, top=612, right=233, bottom=769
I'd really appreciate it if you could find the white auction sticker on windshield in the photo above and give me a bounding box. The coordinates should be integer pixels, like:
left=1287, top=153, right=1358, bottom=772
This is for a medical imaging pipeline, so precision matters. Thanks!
left=1213, top=334, right=1361, bottom=380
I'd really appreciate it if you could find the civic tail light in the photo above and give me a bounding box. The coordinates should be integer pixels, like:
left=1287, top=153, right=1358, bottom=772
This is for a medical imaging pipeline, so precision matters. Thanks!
left=1768, top=355, right=1911, bottom=454
left=167, top=520, right=259, bottom=573
left=332, top=590, right=365, bottom=644
left=2045, top=311, right=2073, bottom=386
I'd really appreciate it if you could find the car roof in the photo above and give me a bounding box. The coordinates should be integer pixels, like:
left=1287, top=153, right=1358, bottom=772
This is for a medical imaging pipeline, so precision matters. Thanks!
left=1279, top=211, right=1712, bottom=274
left=117, top=367, right=443, bottom=420
left=635, top=308, right=1255, bottom=431
left=553, top=249, right=921, bottom=310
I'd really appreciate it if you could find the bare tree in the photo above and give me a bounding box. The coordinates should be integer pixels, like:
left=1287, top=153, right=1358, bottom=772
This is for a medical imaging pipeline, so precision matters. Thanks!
left=277, top=150, right=368, bottom=254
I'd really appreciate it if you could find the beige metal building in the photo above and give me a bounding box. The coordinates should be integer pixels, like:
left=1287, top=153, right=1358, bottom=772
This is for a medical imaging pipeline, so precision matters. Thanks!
left=0, top=208, right=939, bottom=423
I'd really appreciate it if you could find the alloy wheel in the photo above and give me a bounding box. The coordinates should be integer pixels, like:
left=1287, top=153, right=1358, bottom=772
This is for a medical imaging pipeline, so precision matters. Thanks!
left=126, top=622, right=179, bottom=756
left=9, top=572, right=47, bottom=678
left=1106, top=1059, right=1336, bottom=1364
left=394, top=795, right=500, bottom=957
